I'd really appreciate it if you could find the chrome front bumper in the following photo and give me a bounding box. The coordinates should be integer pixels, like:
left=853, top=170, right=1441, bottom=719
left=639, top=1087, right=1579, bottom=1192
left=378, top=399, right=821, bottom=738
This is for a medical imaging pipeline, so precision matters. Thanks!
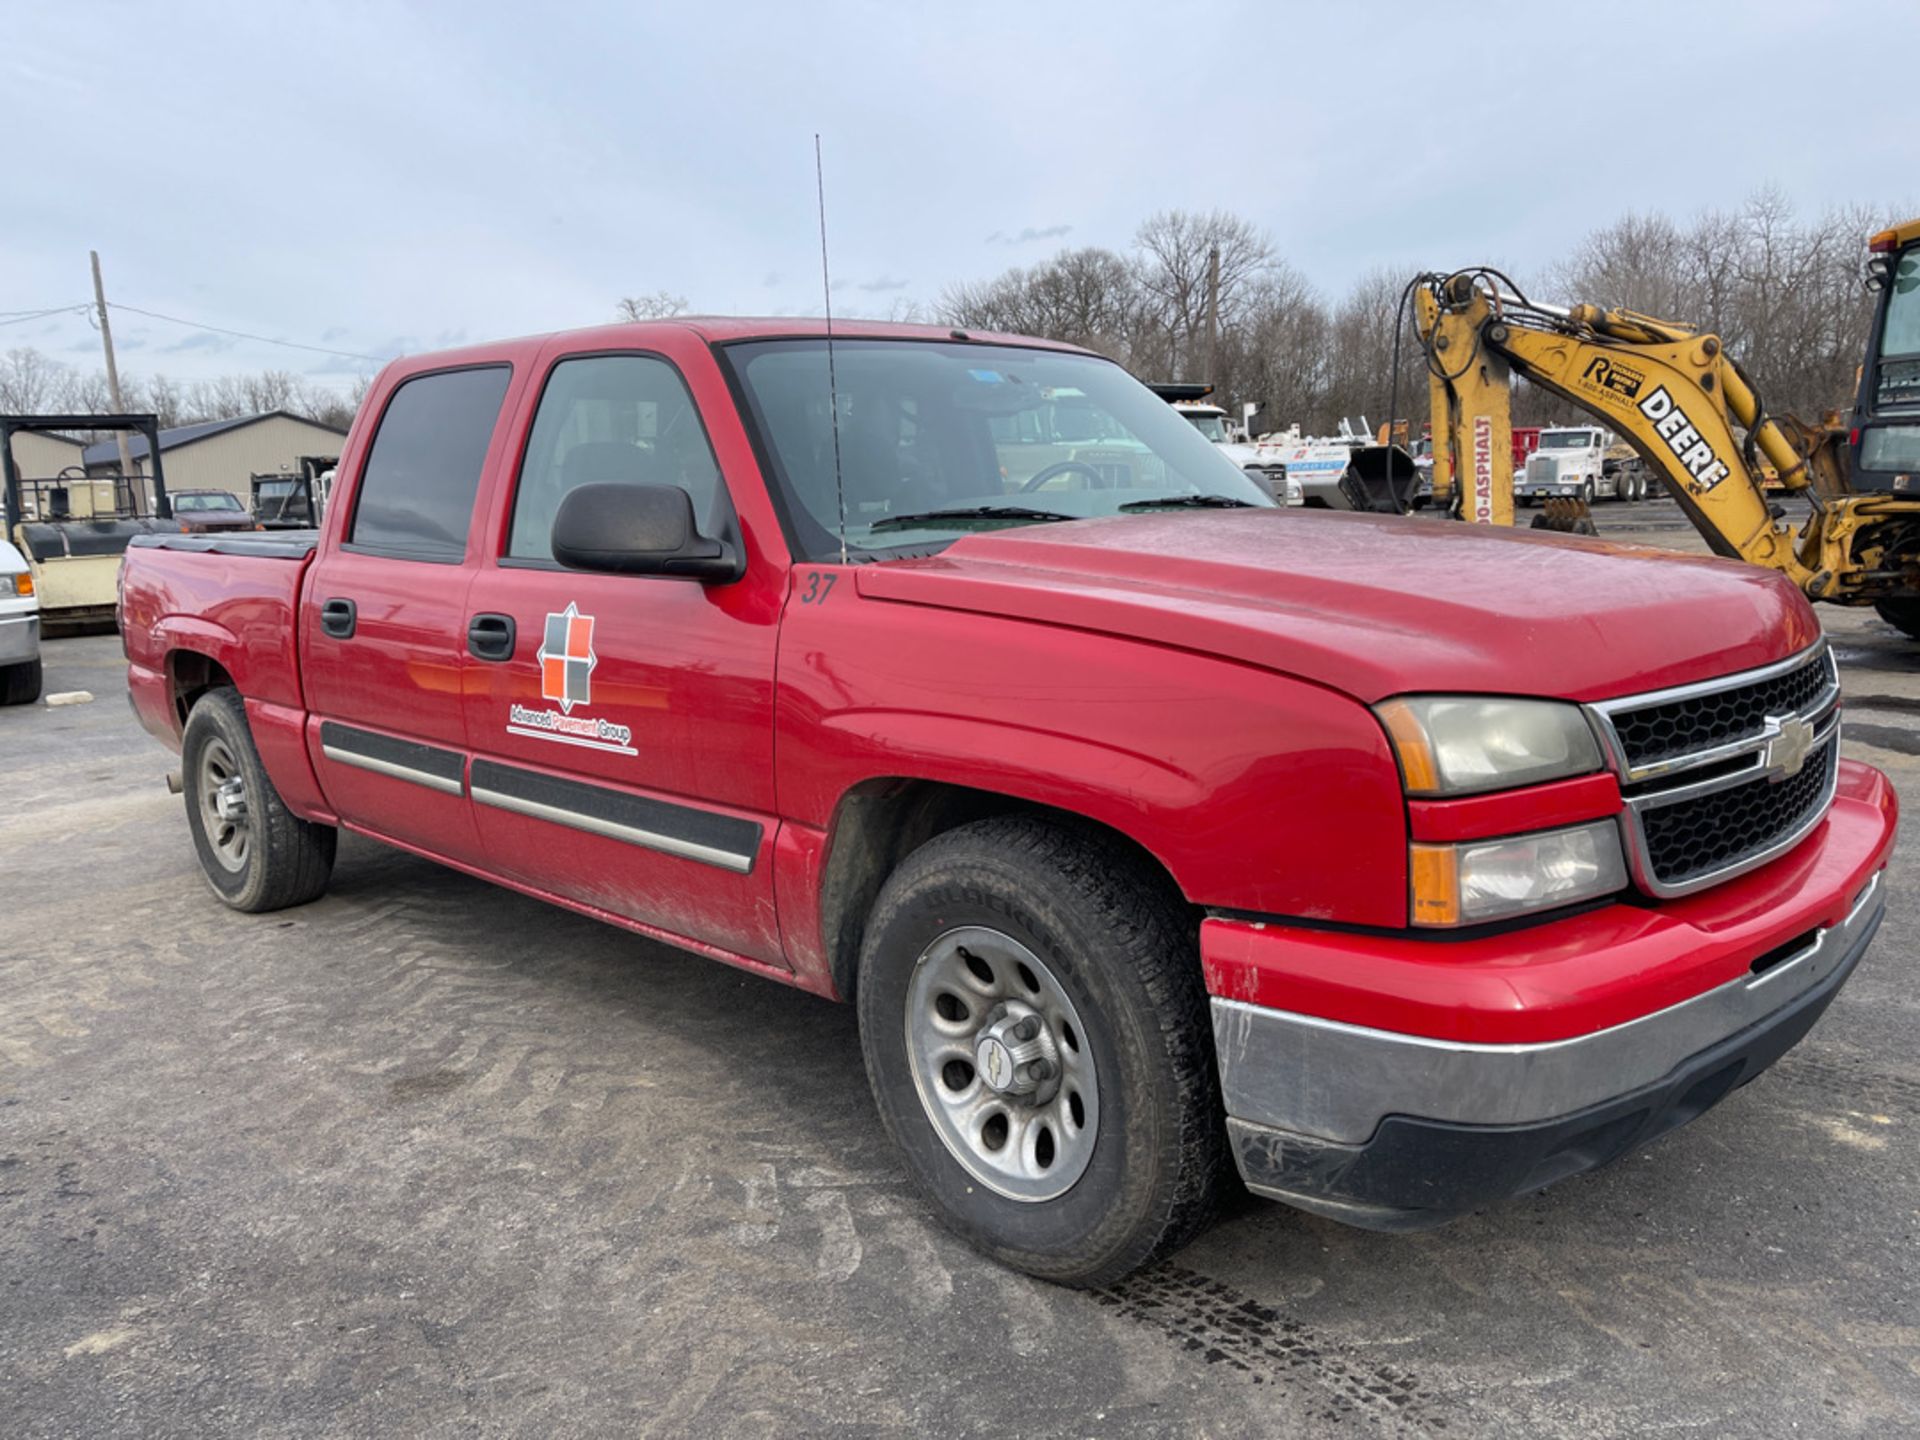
left=1213, top=870, right=1885, bottom=1149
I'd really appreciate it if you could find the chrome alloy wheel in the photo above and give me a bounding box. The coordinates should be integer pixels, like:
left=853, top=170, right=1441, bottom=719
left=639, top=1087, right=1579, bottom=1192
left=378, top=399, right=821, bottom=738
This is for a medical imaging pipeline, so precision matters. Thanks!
left=197, top=735, right=251, bottom=872
left=904, top=926, right=1100, bottom=1202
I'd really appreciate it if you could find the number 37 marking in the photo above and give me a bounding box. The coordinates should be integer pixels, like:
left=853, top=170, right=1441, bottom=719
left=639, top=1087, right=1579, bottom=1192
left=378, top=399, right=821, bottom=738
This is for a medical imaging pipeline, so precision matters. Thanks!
left=798, top=571, right=838, bottom=605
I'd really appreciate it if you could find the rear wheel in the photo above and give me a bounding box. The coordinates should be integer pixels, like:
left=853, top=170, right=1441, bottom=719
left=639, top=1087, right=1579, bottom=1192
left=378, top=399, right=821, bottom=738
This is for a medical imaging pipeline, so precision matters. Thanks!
left=1873, top=597, right=1920, bottom=641
left=856, top=815, right=1224, bottom=1286
left=0, top=657, right=41, bottom=705
left=182, top=687, right=336, bottom=911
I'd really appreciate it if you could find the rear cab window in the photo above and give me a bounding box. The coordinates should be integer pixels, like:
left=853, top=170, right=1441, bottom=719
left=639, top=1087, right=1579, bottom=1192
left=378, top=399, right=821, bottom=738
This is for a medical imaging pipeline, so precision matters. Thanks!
left=348, top=365, right=514, bottom=561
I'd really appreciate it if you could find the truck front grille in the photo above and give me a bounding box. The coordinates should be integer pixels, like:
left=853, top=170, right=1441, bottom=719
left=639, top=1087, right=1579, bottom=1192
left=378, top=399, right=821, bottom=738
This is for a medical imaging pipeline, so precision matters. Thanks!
left=1587, top=645, right=1841, bottom=898
left=1638, top=740, right=1838, bottom=888
left=1608, top=648, right=1838, bottom=771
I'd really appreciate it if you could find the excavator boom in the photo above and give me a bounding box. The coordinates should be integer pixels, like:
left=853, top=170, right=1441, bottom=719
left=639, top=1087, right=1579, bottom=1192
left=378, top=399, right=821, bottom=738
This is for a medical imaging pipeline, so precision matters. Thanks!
left=1414, top=251, right=1920, bottom=610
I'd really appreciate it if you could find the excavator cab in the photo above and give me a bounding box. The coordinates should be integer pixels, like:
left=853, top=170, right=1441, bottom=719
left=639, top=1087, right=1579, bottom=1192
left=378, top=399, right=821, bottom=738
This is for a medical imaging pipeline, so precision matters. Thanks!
left=1851, top=220, right=1920, bottom=495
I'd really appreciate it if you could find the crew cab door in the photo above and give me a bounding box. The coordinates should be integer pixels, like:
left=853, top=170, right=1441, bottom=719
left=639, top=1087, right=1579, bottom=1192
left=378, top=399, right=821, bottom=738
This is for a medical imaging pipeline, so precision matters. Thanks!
left=301, top=362, right=519, bottom=864
left=460, top=342, right=786, bottom=965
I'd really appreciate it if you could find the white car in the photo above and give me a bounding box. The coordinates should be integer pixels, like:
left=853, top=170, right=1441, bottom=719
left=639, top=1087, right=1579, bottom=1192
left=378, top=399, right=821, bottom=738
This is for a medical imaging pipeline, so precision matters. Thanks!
left=0, top=536, right=42, bottom=704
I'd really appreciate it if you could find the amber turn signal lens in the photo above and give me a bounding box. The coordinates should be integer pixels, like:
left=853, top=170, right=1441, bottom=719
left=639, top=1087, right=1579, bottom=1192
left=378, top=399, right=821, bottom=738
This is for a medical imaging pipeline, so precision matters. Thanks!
left=11, top=571, right=32, bottom=597
left=1376, top=699, right=1439, bottom=793
left=1409, top=843, right=1460, bottom=926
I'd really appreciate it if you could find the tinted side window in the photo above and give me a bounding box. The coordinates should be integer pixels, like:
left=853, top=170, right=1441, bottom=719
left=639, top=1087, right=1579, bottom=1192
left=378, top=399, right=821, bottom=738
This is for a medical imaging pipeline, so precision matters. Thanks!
left=507, top=355, right=724, bottom=562
left=349, top=366, right=512, bottom=559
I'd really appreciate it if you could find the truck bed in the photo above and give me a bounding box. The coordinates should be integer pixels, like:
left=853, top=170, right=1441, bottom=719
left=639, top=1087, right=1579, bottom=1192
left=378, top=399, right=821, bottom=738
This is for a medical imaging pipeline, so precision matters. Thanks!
left=120, top=531, right=318, bottom=731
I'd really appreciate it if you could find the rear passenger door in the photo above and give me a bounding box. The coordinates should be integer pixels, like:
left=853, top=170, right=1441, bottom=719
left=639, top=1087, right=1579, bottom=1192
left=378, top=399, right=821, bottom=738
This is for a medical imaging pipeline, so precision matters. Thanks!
left=301, top=363, right=516, bottom=865
left=461, top=345, right=785, bottom=965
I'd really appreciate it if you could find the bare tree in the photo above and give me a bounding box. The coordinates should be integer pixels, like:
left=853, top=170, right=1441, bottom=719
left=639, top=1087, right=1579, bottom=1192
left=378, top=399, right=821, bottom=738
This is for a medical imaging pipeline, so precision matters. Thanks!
left=1132, top=210, right=1277, bottom=379
left=617, top=290, right=689, bottom=322
left=0, top=348, right=74, bottom=413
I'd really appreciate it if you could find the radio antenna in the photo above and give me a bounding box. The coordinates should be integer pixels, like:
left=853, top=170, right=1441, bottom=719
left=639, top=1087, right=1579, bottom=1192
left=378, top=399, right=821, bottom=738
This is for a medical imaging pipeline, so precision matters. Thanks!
left=815, top=133, right=850, bottom=565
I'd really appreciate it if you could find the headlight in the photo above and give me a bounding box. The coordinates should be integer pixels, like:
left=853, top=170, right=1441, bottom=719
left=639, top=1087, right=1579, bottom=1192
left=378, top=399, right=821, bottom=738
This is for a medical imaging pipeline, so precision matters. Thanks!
left=1411, top=819, right=1627, bottom=926
left=1376, top=696, right=1602, bottom=796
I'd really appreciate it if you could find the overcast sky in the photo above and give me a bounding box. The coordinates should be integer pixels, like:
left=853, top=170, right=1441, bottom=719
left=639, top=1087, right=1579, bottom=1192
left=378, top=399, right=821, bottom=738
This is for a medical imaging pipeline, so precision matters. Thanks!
left=5, top=0, right=1913, bottom=396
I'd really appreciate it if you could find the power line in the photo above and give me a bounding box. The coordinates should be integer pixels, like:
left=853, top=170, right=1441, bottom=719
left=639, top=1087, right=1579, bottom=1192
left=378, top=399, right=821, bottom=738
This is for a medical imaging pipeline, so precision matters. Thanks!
left=0, top=304, right=91, bottom=327
left=107, top=302, right=394, bottom=364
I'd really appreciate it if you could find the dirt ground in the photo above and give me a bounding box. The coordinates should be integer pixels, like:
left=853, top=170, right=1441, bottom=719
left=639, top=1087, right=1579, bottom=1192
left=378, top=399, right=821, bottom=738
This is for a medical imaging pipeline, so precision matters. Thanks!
left=3, top=502, right=1918, bottom=1437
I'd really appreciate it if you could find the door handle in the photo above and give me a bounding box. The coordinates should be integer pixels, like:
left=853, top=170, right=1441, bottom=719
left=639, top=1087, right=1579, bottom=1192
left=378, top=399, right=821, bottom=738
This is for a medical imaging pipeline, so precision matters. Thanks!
left=468, top=612, right=516, bottom=662
left=320, top=597, right=356, bottom=639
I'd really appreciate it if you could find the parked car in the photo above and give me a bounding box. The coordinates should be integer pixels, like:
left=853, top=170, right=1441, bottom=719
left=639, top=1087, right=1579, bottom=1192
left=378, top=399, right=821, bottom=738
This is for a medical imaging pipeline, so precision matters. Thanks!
left=119, top=318, right=1896, bottom=1286
left=0, top=534, right=41, bottom=704
left=169, top=489, right=256, bottom=533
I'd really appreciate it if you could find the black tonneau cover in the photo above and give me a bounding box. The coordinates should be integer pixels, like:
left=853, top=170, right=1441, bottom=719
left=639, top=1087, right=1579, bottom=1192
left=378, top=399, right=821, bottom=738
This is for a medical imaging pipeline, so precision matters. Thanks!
left=128, top=530, right=320, bottom=560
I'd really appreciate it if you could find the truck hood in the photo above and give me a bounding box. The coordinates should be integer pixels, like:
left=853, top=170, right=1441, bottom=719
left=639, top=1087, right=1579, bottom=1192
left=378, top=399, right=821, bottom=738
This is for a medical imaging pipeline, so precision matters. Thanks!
left=854, top=509, right=1819, bottom=703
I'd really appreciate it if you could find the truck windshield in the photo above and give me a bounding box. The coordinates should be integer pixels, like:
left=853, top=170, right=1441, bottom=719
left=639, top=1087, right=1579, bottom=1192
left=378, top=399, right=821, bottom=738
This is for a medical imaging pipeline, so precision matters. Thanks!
left=1184, top=412, right=1230, bottom=443
left=726, top=339, right=1273, bottom=558
left=1539, top=432, right=1595, bottom=450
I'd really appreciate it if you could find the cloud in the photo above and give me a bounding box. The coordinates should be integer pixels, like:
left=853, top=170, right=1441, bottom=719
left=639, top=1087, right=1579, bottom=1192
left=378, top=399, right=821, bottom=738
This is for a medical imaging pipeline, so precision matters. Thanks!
left=985, top=224, right=1073, bottom=246
left=855, top=275, right=910, bottom=293
left=762, top=270, right=782, bottom=288
left=160, top=332, right=236, bottom=355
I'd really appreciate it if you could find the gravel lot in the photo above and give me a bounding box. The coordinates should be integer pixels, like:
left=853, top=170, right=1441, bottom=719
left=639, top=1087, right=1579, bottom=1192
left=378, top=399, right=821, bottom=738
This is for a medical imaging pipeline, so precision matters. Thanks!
left=4, top=504, right=1918, bottom=1437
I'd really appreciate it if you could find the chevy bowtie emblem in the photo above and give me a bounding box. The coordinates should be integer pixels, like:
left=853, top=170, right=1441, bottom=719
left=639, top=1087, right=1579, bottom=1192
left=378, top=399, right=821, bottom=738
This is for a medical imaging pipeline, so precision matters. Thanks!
left=1765, top=714, right=1816, bottom=780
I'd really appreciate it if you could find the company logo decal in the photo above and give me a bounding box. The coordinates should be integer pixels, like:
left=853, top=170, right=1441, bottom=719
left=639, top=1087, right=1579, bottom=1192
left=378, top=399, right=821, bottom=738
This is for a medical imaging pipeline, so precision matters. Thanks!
left=1580, top=355, right=1645, bottom=401
left=1470, top=413, right=1494, bottom=523
left=1638, top=387, right=1731, bottom=491
left=540, top=602, right=596, bottom=713
left=505, top=602, right=635, bottom=756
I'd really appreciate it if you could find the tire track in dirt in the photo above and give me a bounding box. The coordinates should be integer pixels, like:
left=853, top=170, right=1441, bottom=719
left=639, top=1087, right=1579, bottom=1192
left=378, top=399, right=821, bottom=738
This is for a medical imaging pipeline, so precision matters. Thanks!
left=1097, top=1266, right=1448, bottom=1433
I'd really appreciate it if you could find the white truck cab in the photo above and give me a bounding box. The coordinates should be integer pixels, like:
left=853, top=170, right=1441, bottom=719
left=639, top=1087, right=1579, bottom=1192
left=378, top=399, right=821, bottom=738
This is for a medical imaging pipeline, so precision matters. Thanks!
left=1520, top=426, right=1634, bottom=504
left=1172, top=400, right=1305, bottom=506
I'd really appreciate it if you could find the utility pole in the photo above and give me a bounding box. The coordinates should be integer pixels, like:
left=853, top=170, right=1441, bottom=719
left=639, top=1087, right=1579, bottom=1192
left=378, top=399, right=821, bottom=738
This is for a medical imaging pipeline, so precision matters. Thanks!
left=1204, top=242, right=1221, bottom=385
left=90, top=250, right=138, bottom=488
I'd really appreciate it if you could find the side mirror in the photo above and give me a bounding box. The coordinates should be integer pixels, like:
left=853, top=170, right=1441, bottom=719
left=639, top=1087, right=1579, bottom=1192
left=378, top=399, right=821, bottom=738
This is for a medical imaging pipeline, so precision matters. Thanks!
left=551, top=483, right=741, bottom=581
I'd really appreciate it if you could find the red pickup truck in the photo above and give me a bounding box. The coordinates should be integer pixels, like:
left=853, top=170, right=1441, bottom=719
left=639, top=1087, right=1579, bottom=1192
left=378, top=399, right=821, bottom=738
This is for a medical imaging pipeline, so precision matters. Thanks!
left=121, top=318, right=1896, bottom=1286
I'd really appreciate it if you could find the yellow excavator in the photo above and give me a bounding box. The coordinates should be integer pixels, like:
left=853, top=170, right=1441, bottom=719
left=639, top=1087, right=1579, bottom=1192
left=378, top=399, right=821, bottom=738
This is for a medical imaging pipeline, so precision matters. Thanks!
left=1414, top=216, right=1920, bottom=634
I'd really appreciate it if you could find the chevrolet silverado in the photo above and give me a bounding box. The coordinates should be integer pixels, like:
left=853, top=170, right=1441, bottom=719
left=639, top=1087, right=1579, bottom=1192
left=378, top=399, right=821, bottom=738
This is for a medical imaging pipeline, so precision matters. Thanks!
left=120, top=318, right=1897, bottom=1285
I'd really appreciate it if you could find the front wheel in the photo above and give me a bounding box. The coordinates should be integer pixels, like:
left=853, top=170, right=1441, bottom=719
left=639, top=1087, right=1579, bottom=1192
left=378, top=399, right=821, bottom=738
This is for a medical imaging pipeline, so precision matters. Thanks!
left=856, top=816, right=1224, bottom=1286
left=1874, top=597, right=1920, bottom=641
left=0, top=657, right=41, bottom=705
left=182, top=687, right=337, bottom=911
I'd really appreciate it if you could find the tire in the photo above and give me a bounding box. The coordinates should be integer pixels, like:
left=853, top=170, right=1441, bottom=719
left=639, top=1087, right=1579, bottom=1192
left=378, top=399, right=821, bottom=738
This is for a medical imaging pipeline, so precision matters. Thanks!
left=1873, top=598, right=1920, bottom=641
left=1582, top=480, right=1596, bottom=505
left=856, top=815, right=1224, bottom=1287
left=181, top=687, right=336, bottom=912
left=0, top=657, right=41, bottom=705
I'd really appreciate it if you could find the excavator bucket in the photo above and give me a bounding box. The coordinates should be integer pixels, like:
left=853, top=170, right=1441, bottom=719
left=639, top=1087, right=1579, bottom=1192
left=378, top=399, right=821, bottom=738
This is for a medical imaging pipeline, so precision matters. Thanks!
left=1343, top=445, right=1422, bottom=514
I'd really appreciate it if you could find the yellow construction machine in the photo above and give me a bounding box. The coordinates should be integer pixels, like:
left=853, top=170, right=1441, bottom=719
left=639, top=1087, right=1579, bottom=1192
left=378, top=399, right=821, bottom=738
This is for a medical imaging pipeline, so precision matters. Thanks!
left=1413, top=216, right=1920, bottom=633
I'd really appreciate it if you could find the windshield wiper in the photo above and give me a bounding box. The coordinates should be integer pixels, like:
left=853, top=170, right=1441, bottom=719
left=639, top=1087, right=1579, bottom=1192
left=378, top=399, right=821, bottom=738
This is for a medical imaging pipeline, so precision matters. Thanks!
left=1117, top=494, right=1258, bottom=512
left=866, top=505, right=1079, bottom=533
